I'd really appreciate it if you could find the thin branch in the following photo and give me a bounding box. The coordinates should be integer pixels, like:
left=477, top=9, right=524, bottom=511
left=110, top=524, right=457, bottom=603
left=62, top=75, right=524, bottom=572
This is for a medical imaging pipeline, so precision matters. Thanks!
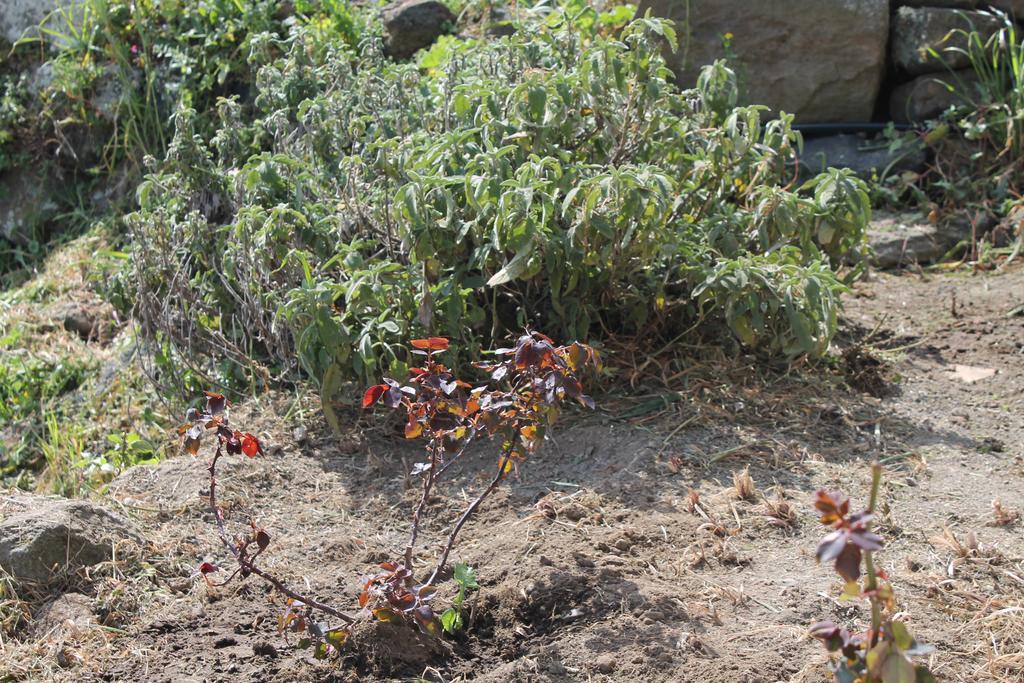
left=864, top=462, right=883, bottom=647
left=207, top=447, right=356, bottom=624
left=404, top=441, right=441, bottom=580
left=426, top=442, right=514, bottom=587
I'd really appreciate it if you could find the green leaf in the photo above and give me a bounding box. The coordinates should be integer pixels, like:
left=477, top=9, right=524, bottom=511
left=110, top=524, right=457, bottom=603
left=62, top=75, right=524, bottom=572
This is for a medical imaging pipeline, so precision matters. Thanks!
left=891, top=621, right=913, bottom=651
left=881, top=651, right=916, bottom=683
left=325, top=628, right=348, bottom=649
left=486, top=239, right=534, bottom=286
left=453, top=563, right=479, bottom=590
left=440, top=608, right=463, bottom=634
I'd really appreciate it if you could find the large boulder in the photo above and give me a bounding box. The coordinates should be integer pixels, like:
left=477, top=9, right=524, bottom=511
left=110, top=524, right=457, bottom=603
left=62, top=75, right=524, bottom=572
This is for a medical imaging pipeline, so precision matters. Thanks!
left=891, top=8, right=1003, bottom=76
left=637, top=0, right=889, bottom=123
left=382, top=0, right=454, bottom=60
left=0, top=0, right=60, bottom=45
left=890, top=70, right=977, bottom=123
left=0, top=495, right=144, bottom=584
left=864, top=212, right=980, bottom=269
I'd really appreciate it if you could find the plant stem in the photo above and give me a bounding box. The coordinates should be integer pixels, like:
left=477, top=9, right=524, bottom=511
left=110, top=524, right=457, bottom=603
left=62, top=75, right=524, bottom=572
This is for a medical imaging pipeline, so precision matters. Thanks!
left=207, top=447, right=355, bottom=624
left=426, top=443, right=514, bottom=587
left=405, top=441, right=441, bottom=581
left=864, top=461, right=882, bottom=646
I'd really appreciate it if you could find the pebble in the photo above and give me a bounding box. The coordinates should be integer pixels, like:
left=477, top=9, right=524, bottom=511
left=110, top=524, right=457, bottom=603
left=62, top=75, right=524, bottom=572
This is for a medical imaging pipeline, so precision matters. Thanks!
left=596, top=655, right=616, bottom=673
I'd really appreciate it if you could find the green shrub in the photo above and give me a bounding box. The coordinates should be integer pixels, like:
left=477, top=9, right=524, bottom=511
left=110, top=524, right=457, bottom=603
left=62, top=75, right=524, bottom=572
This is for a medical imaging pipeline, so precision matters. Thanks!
left=28, top=0, right=373, bottom=174
left=0, top=345, right=97, bottom=479
left=908, top=9, right=1024, bottom=226
left=120, top=10, right=869, bottom=398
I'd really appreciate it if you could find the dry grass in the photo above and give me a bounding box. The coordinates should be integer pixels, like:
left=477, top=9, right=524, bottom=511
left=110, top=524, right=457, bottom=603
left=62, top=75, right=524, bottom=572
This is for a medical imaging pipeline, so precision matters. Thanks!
left=730, top=467, right=757, bottom=501
left=990, top=499, right=1021, bottom=527
left=760, top=491, right=798, bottom=530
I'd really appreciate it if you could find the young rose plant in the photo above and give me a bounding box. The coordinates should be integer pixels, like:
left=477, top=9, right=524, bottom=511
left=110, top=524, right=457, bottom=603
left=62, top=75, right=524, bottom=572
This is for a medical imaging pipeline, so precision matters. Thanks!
left=810, top=463, right=936, bottom=683
left=184, top=332, right=595, bottom=658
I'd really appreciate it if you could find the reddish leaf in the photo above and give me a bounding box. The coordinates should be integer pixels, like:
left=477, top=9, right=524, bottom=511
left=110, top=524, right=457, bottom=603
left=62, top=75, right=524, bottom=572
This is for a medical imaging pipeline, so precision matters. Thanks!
left=256, top=529, right=271, bottom=551
left=410, top=337, right=449, bottom=351
left=848, top=529, right=884, bottom=551
left=383, top=385, right=406, bottom=409
left=833, top=543, right=862, bottom=582
left=813, top=490, right=850, bottom=524
left=362, top=384, right=387, bottom=408
left=810, top=621, right=852, bottom=653
left=205, top=391, right=228, bottom=415
left=815, top=529, right=847, bottom=565
left=241, top=433, right=261, bottom=457
left=199, top=561, right=218, bottom=574
left=405, top=419, right=423, bottom=439
left=184, top=435, right=202, bottom=455
left=413, top=605, right=439, bottom=636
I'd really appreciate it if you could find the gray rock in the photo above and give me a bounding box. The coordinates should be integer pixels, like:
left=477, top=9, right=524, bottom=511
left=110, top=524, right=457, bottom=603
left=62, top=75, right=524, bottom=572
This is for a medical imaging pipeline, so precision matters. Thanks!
left=0, top=495, right=143, bottom=584
left=799, top=135, right=926, bottom=182
left=382, top=0, right=455, bottom=60
left=0, top=167, right=59, bottom=246
left=63, top=306, right=98, bottom=340
left=891, top=7, right=1002, bottom=76
left=865, top=212, right=972, bottom=268
left=890, top=70, right=977, bottom=123
left=637, top=0, right=889, bottom=123
left=60, top=303, right=115, bottom=341
left=30, top=593, right=97, bottom=638
left=0, top=0, right=61, bottom=45
left=28, top=61, right=55, bottom=97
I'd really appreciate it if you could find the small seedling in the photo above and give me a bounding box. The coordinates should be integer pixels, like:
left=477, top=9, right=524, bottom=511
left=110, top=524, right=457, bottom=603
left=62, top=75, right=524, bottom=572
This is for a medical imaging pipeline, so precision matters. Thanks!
left=810, top=463, right=936, bottom=682
left=439, top=563, right=479, bottom=634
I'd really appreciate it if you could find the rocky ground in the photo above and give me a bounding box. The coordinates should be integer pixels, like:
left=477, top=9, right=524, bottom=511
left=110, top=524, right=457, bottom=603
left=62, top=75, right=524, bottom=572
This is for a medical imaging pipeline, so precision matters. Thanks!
left=1, top=260, right=1022, bottom=682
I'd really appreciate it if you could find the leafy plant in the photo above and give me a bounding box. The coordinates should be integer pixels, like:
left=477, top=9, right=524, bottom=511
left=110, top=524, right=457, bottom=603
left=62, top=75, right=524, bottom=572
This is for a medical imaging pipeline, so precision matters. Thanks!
left=810, top=463, right=936, bottom=683
left=188, top=332, right=594, bottom=655
left=893, top=8, right=1024, bottom=252
left=440, top=563, right=479, bottom=634
left=125, top=9, right=869, bottom=401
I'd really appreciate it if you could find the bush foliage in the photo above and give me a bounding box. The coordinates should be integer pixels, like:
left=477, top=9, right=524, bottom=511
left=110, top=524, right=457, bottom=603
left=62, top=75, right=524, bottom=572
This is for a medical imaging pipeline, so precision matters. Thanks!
left=118, top=6, right=869, bottom=397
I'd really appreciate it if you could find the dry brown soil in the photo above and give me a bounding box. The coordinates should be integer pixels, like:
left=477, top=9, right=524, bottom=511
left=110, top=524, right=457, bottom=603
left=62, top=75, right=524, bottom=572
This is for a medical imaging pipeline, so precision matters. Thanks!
left=6, top=265, right=1024, bottom=683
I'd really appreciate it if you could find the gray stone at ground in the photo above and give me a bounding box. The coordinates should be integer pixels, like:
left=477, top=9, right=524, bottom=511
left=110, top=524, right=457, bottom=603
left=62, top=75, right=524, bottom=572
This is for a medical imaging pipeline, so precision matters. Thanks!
left=0, top=167, right=58, bottom=246
left=637, top=0, right=888, bottom=123
left=799, top=135, right=926, bottom=182
left=891, top=8, right=1002, bottom=75
left=382, top=0, right=454, bottom=60
left=865, top=212, right=972, bottom=268
left=0, top=496, right=143, bottom=584
left=30, top=593, right=97, bottom=638
left=890, top=70, right=977, bottom=123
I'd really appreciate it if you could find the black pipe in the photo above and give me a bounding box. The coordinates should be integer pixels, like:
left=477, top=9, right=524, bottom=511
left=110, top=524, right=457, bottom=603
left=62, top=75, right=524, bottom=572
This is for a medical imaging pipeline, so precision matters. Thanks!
left=792, top=122, right=917, bottom=135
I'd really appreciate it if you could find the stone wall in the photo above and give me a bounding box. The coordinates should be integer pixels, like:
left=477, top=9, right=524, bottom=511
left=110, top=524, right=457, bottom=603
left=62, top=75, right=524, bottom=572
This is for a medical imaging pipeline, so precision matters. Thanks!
left=638, top=0, right=1023, bottom=124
